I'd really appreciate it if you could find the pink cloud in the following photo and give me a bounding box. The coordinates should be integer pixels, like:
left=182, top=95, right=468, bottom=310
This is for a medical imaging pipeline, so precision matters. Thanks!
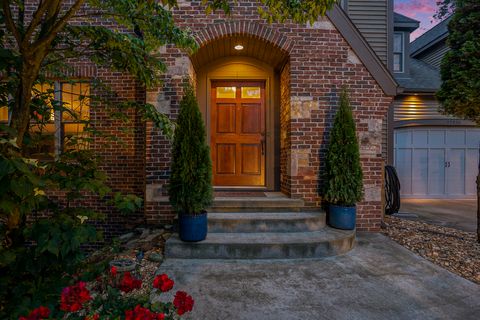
left=394, top=0, right=440, bottom=40
left=394, top=0, right=437, bottom=14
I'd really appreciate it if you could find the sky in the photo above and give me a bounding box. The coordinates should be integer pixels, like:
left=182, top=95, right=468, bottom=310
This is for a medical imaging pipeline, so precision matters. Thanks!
left=394, top=0, right=441, bottom=41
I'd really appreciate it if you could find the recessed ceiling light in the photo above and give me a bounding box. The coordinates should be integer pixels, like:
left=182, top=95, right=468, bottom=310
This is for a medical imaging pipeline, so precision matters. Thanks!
left=234, top=44, right=244, bottom=50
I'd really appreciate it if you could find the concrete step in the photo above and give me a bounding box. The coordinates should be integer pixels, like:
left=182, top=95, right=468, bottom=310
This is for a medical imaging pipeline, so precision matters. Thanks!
left=165, top=227, right=355, bottom=259
left=210, top=197, right=305, bottom=212
left=208, top=211, right=326, bottom=233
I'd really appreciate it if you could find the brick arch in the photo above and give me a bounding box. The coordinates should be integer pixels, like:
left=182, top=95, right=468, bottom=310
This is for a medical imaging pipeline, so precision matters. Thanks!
left=194, top=21, right=294, bottom=54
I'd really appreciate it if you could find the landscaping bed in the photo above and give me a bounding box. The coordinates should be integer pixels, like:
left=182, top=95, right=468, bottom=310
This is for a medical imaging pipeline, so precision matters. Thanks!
left=382, top=216, right=480, bottom=284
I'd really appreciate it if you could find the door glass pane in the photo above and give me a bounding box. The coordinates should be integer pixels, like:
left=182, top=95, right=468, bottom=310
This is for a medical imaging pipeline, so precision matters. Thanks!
left=241, top=87, right=261, bottom=99
left=216, top=87, right=236, bottom=99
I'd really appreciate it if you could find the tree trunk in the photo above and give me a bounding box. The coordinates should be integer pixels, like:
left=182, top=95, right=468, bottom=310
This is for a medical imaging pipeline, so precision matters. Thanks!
left=9, top=55, right=45, bottom=148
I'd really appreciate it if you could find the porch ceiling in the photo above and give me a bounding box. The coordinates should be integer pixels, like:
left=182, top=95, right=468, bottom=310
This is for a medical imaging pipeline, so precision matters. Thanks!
left=191, top=35, right=289, bottom=71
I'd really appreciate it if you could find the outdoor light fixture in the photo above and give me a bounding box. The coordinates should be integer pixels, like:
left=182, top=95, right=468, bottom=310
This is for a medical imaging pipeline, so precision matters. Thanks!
left=234, top=44, right=244, bottom=50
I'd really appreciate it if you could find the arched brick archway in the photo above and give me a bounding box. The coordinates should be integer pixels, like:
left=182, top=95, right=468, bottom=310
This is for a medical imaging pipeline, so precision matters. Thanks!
left=193, top=21, right=294, bottom=54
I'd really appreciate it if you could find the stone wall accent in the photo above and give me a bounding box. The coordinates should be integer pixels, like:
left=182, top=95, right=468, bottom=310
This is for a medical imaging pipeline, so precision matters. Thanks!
left=280, top=62, right=291, bottom=196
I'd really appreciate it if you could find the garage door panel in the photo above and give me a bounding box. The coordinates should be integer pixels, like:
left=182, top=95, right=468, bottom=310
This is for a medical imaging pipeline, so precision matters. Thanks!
left=428, top=130, right=445, bottom=147
left=446, top=130, right=466, bottom=147
left=466, top=149, right=478, bottom=195
left=395, top=148, right=412, bottom=195
left=395, top=127, right=480, bottom=198
left=412, top=149, right=428, bottom=195
left=466, top=131, right=480, bottom=148
left=412, top=131, right=428, bottom=147
left=396, top=131, right=412, bottom=148
left=428, top=149, right=445, bottom=195
left=446, top=149, right=465, bottom=195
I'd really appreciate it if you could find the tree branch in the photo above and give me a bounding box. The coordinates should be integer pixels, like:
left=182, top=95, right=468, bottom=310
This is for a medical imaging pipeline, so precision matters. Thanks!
left=32, top=0, right=86, bottom=52
left=22, top=0, right=53, bottom=46
left=2, top=0, right=22, bottom=46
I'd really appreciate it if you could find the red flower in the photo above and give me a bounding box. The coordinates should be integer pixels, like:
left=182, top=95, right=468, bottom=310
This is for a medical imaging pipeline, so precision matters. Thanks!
left=118, top=272, right=142, bottom=293
left=124, top=305, right=164, bottom=320
left=153, top=274, right=174, bottom=292
left=84, top=315, right=100, bottom=320
left=60, top=282, right=91, bottom=312
left=173, top=291, right=194, bottom=315
left=110, top=266, right=118, bottom=277
left=19, top=306, right=50, bottom=320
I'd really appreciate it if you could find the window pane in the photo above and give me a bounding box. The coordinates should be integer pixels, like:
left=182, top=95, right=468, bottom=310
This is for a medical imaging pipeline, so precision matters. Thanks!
left=62, top=83, right=90, bottom=121
left=0, top=106, right=8, bottom=122
left=64, top=123, right=89, bottom=151
left=394, top=54, right=403, bottom=72
left=216, top=87, right=236, bottom=99
left=394, top=33, right=403, bottom=53
left=32, top=83, right=54, bottom=121
left=241, top=87, right=261, bottom=99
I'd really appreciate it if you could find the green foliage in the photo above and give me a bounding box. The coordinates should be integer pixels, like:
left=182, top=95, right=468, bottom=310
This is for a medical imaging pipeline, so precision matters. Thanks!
left=169, top=84, right=213, bottom=215
left=436, top=0, right=480, bottom=124
left=323, top=88, right=363, bottom=206
left=258, top=0, right=337, bottom=24
left=110, top=192, right=144, bottom=215
left=0, top=135, right=143, bottom=319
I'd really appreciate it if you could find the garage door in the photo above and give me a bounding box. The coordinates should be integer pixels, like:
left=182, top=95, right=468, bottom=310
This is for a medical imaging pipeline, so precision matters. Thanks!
left=394, top=127, right=480, bottom=198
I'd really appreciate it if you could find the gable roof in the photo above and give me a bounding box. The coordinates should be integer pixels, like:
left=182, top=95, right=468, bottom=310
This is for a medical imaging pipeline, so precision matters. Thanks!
left=327, top=5, right=398, bottom=96
left=394, top=59, right=441, bottom=93
left=394, top=12, right=420, bottom=32
left=411, top=16, right=451, bottom=57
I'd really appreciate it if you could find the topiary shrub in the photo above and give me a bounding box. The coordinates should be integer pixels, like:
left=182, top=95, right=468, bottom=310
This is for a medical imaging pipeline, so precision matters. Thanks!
left=169, top=84, right=213, bottom=215
left=324, top=87, right=363, bottom=206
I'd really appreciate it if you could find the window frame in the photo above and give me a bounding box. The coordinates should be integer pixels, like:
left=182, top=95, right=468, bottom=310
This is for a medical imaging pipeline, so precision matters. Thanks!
left=0, top=81, right=90, bottom=158
left=393, top=32, right=405, bottom=73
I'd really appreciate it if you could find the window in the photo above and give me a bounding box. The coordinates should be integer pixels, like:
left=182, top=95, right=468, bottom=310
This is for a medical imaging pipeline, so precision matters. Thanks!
left=61, top=82, right=90, bottom=152
left=393, top=32, right=404, bottom=73
left=0, top=105, right=8, bottom=123
left=1, top=81, right=90, bottom=159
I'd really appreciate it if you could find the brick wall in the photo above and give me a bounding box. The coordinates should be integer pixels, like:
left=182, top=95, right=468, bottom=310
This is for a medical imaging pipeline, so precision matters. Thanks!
left=143, top=0, right=393, bottom=231
left=20, top=1, right=393, bottom=232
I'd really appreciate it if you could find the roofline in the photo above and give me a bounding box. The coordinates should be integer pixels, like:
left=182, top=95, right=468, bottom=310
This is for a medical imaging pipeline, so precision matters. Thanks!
left=400, top=87, right=438, bottom=94
left=326, top=4, right=398, bottom=96
left=394, top=22, right=419, bottom=32
left=410, top=17, right=451, bottom=57
left=411, top=32, right=448, bottom=57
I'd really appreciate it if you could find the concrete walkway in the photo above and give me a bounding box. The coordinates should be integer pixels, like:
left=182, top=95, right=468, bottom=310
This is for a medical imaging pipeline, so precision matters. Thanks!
left=398, top=199, right=476, bottom=232
left=156, top=233, right=480, bottom=320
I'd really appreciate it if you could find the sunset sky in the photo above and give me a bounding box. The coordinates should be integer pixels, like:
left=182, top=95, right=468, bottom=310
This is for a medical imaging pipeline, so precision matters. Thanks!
left=394, top=0, right=441, bottom=41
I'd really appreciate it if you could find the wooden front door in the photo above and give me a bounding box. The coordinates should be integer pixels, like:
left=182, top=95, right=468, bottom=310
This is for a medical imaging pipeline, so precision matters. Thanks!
left=211, top=81, right=266, bottom=186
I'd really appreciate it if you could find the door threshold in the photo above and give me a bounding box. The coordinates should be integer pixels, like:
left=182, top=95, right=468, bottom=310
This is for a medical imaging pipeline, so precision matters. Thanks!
left=213, top=186, right=268, bottom=191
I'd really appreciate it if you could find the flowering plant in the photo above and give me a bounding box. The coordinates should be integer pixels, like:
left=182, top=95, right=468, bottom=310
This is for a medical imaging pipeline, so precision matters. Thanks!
left=18, top=267, right=194, bottom=319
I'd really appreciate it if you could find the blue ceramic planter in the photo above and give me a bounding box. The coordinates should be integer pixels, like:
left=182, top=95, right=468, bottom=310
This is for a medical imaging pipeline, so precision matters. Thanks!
left=179, top=211, right=208, bottom=242
left=329, top=204, right=356, bottom=230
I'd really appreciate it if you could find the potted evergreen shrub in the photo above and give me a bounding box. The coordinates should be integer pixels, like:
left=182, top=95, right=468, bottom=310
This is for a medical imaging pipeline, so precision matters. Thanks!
left=324, top=87, right=363, bottom=230
left=169, top=84, right=213, bottom=242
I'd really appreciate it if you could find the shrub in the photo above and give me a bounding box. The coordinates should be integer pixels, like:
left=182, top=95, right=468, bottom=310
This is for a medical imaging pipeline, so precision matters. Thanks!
left=168, top=84, right=213, bottom=215
left=323, top=88, right=363, bottom=206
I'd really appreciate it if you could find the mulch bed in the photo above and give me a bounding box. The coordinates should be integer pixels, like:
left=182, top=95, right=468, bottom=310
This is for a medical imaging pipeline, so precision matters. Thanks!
left=381, top=216, right=480, bottom=284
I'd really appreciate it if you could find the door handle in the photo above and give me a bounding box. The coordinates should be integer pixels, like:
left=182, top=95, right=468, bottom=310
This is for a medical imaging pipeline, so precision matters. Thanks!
left=261, top=140, right=265, bottom=155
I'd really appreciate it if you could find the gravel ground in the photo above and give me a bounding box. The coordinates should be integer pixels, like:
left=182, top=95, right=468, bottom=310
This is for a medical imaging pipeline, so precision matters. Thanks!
left=382, top=216, right=480, bottom=284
